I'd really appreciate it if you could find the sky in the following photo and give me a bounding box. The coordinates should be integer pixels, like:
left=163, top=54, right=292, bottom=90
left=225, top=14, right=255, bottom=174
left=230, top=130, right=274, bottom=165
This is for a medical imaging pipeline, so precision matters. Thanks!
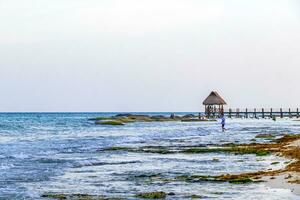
left=0, top=0, right=299, bottom=112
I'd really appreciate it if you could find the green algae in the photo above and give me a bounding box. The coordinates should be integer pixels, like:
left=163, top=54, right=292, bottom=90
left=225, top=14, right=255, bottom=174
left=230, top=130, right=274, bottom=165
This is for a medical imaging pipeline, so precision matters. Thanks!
left=190, top=194, right=204, bottom=199
left=102, top=145, right=270, bottom=156
left=182, top=147, right=270, bottom=156
left=136, top=191, right=167, bottom=199
left=228, top=177, right=253, bottom=184
left=275, top=134, right=300, bottom=143
left=104, top=146, right=134, bottom=151
left=90, top=114, right=209, bottom=125
left=255, top=134, right=275, bottom=139
left=89, top=117, right=112, bottom=121
left=182, top=148, right=221, bottom=154
left=172, top=174, right=255, bottom=185
left=96, top=120, right=124, bottom=126
left=271, top=162, right=280, bottom=165
left=41, top=193, right=123, bottom=200
left=141, top=148, right=171, bottom=154
left=211, top=192, right=224, bottom=195
left=116, top=117, right=136, bottom=123
left=175, top=175, right=220, bottom=182
left=255, top=150, right=270, bottom=156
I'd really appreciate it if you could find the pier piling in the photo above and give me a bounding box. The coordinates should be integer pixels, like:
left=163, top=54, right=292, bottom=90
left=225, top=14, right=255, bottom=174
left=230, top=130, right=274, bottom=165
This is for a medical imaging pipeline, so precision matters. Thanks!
left=217, top=107, right=300, bottom=119
left=236, top=108, right=240, bottom=118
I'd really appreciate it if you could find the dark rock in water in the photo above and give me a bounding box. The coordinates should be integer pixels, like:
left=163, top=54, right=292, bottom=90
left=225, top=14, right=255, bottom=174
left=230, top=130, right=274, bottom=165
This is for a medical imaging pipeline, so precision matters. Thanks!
left=229, top=177, right=253, bottom=184
left=89, top=117, right=111, bottom=121
left=255, top=134, right=275, bottom=139
left=41, top=193, right=123, bottom=200
left=130, top=114, right=151, bottom=118
left=167, top=192, right=176, bottom=196
left=151, top=115, right=167, bottom=119
left=115, top=113, right=133, bottom=117
left=116, top=113, right=151, bottom=118
left=136, top=191, right=167, bottom=199
left=189, top=194, right=204, bottom=199
left=90, top=113, right=204, bottom=124
left=150, top=115, right=169, bottom=121
left=182, top=114, right=196, bottom=118
left=95, top=120, right=125, bottom=126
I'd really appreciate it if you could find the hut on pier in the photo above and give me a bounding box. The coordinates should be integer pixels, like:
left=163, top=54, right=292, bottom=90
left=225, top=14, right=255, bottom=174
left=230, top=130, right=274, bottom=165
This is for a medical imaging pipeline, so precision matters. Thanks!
left=203, top=91, right=227, bottom=118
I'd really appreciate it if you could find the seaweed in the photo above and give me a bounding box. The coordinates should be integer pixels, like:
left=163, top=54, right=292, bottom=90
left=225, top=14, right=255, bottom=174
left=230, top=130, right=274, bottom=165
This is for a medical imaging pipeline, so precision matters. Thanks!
left=136, top=191, right=167, bottom=199
left=41, top=193, right=123, bottom=200
left=255, top=134, right=275, bottom=139
left=228, top=177, right=253, bottom=184
left=95, top=120, right=124, bottom=126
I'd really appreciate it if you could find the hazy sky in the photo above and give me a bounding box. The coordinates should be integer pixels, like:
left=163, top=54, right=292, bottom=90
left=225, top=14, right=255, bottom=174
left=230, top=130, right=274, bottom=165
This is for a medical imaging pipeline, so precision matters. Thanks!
left=0, top=0, right=299, bottom=112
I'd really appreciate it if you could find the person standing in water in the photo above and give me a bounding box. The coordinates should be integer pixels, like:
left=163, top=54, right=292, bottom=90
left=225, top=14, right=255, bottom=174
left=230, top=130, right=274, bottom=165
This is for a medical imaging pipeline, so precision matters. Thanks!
left=221, top=115, right=226, bottom=132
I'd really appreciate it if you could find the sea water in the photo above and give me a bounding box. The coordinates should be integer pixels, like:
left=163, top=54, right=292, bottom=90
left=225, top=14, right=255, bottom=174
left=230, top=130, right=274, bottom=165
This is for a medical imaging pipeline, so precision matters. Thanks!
left=0, top=113, right=300, bottom=199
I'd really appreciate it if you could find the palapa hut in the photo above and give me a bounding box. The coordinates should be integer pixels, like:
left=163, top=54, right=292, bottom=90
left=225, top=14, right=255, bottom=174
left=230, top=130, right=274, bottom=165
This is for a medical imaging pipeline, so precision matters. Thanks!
left=203, top=91, right=227, bottom=117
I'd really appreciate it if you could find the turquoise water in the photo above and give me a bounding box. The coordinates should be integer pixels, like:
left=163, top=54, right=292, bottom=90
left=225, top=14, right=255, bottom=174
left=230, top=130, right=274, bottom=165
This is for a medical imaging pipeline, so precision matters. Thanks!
left=0, top=113, right=300, bottom=199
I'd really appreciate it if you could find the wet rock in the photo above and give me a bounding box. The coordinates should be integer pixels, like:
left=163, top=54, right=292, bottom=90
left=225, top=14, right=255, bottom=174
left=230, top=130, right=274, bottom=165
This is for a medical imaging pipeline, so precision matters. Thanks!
left=167, top=192, right=175, bottom=196
left=182, top=114, right=196, bottom=118
left=150, top=115, right=170, bottom=121
left=41, top=193, right=123, bottom=200
left=255, top=134, right=275, bottom=139
left=288, top=179, right=300, bottom=184
left=190, top=194, right=204, bottom=199
left=271, top=162, right=280, bottom=165
left=228, top=177, right=253, bottom=184
left=89, top=117, right=111, bottom=121
left=115, top=113, right=133, bottom=117
left=136, top=191, right=167, bottom=199
left=285, top=174, right=293, bottom=179
left=90, top=114, right=202, bottom=124
left=95, top=120, right=124, bottom=126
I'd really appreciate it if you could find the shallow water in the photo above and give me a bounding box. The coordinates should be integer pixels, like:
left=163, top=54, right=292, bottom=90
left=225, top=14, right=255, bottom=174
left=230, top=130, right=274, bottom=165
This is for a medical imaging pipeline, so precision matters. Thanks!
left=0, top=113, right=300, bottom=199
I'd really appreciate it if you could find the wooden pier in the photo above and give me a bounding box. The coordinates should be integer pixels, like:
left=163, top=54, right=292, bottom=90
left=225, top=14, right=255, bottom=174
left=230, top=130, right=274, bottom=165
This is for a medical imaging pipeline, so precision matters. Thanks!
left=202, top=91, right=299, bottom=119
left=223, top=108, right=300, bottom=118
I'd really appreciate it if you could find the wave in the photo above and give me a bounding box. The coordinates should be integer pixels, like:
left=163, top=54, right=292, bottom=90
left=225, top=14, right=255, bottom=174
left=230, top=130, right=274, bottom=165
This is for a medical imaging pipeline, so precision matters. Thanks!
left=11, top=153, right=31, bottom=159
left=0, top=163, right=14, bottom=170
left=75, top=160, right=142, bottom=168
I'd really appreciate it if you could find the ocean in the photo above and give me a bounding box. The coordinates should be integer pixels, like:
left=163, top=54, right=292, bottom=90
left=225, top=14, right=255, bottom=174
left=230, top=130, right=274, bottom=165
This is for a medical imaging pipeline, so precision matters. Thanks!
left=0, top=113, right=300, bottom=199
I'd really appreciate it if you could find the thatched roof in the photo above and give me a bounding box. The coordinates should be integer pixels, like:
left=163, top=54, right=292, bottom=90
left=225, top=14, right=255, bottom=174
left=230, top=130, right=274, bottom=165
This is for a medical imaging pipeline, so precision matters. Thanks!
left=203, top=91, right=227, bottom=105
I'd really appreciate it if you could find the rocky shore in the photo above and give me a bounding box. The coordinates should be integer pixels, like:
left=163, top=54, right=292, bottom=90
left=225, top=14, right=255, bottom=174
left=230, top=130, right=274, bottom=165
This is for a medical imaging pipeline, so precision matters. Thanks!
left=102, top=134, right=300, bottom=185
left=42, top=134, right=300, bottom=199
left=89, top=114, right=216, bottom=125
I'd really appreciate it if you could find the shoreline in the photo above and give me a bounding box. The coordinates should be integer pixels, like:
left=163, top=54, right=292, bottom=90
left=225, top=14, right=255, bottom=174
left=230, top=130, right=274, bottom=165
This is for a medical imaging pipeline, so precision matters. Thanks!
left=206, top=135, right=300, bottom=196
left=263, top=173, right=300, bottom=196
left=263, top=138, right=300, bottom=196
left=40, top=134, right=300, bottom=199
left=99, top=132, right=300, bottom=198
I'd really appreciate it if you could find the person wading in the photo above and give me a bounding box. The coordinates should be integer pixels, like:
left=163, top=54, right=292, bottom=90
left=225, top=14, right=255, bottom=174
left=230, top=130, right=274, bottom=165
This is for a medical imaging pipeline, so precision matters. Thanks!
left=221, top=115, right=226, bottom=132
